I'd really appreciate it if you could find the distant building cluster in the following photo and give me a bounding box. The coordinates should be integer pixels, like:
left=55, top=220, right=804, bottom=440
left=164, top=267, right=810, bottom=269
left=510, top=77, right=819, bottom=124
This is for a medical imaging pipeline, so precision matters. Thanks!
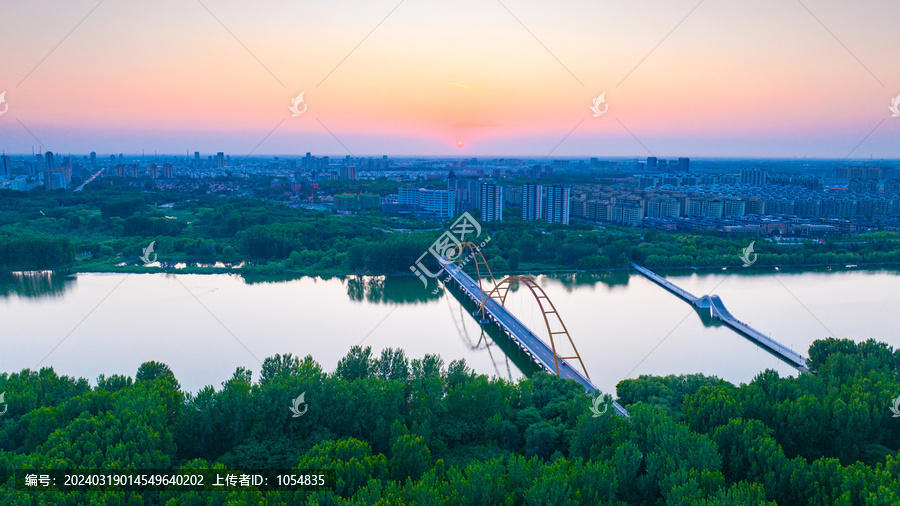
left=385, top=160, right=899, bottom=234
left=566, top=165, right=900, bottom=235
left=414, top=175, right=571, bottom=224
left=7, top=151, right=79, bottom=191
left=570, top=181, right=900, bottom=230
left=2, top=150, right=898, bottom=235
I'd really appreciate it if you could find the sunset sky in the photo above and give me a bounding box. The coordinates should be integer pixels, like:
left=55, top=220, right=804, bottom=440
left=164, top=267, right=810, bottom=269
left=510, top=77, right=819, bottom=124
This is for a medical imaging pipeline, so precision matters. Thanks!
left=1, top=0, right=898, bottom=157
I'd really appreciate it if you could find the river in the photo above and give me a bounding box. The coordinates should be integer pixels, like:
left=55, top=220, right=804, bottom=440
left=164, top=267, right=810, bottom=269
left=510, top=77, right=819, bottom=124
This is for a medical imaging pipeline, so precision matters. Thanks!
left=1, top=267, right=898, bottom=396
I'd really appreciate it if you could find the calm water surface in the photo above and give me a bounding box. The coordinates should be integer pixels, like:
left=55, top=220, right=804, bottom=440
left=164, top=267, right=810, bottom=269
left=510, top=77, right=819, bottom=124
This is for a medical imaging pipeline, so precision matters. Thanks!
left=2, top=268, right=898, bottom=396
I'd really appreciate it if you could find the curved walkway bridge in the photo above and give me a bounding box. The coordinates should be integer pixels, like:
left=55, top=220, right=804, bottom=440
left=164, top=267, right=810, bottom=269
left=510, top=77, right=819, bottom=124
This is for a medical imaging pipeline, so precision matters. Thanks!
left=632, top=263, right=810, bottom=373
left=440, top=257, right=630, bottom=418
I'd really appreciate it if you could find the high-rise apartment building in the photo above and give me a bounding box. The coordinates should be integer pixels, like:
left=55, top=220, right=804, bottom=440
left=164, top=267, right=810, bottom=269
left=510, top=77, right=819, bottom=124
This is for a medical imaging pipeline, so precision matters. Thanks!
left=0, top=154, right=10, bottom=178
left=44, top=169, right=66, bottom=190
left=479, top=181, right=503, bottom=222
left=545, top=185, right=569, bottom=225
left=741, top=168, right=768, bottom=185
left=521, top=183, right=543, bottom=221
left=646, top=198, right=681, bottom=218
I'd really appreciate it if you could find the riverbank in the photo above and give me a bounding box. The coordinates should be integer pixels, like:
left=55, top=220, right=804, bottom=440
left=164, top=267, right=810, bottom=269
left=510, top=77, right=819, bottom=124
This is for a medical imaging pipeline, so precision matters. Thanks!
left=63, top=258, right=900, bottom=280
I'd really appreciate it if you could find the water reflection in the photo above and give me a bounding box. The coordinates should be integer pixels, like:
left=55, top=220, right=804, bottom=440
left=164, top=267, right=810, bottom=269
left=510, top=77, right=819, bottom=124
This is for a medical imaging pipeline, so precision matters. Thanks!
left=0, top=271, right=75, bottom=298
left=442, top=281, right=540, bottom=380
left=226, top=273, right=443, bottom=304
left=242, top=273, right=338, bottom=285
left=693, top=306, right=721, bottom=327
left=345, top=276, right=442, bottom=305
left=544, top=270, right=632, bottom=290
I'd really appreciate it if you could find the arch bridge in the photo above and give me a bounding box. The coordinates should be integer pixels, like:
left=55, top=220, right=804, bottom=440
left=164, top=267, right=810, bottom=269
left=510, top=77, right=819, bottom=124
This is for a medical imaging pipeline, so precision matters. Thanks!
left=440, top=243, right=629, bottom=417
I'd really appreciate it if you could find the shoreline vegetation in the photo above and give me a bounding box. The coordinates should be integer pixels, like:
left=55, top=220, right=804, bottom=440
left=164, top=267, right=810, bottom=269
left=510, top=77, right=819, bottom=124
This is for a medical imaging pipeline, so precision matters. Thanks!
left=1, top=340, right=898, bottom=503
left=62, top=259, right=900, bottom=278
left=3, top=186, right=900, bottom=280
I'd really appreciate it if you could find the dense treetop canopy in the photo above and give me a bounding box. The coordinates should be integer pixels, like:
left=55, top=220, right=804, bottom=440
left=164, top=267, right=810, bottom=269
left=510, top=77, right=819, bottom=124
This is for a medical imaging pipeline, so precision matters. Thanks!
left=1, top=338, right=898, bottom=504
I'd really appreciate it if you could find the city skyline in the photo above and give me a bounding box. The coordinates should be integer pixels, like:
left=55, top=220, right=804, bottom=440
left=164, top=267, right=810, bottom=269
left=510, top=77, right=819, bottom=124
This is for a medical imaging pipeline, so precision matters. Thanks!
left=1, top=0, right=898, bottom=157
left=4, top=150, right=900, bottom=162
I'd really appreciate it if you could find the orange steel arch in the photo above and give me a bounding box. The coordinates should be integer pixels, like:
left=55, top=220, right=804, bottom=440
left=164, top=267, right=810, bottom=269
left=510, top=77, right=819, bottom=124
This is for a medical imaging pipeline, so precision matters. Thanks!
left=480, top=276, right=590, bottom=379
left=450, top=242, right=496, bottom=319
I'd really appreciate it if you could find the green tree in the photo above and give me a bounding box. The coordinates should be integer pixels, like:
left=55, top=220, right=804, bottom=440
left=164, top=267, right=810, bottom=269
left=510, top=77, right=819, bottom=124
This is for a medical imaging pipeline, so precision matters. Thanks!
left=336, top=346, right=376, bottom=381
left=390, top=434, right=432, bottom=482
left=508, top=248, right=521, bottom=270
left=259, top=353, right=301, bottom=386
left=136, top=361, right=180, bottom=390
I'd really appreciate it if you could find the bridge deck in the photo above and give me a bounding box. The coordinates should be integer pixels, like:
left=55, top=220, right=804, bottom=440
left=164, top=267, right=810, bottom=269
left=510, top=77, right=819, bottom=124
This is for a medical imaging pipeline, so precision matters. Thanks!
left=632, top=263, right=700, bottom=302
left=441, top=259, right=629, bottom=417
left=632, top=263, right=809, bottom=372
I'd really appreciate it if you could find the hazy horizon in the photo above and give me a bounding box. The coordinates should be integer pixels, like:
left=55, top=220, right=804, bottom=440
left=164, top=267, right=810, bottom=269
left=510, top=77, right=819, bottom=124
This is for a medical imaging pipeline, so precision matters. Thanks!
left=3, top=151, right=900, bottom=163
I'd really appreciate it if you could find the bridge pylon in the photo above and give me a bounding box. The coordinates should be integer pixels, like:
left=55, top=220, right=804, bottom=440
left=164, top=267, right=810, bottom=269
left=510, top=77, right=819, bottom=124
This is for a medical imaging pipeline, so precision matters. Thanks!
left=450, top=242, right=498, bottom=322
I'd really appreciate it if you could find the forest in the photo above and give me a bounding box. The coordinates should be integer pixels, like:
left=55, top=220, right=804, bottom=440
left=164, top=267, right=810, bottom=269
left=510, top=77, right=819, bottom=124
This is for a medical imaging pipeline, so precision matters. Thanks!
left=2, top=186, right=900, bottom=276
left=1, top=338, right=898, bottom=504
